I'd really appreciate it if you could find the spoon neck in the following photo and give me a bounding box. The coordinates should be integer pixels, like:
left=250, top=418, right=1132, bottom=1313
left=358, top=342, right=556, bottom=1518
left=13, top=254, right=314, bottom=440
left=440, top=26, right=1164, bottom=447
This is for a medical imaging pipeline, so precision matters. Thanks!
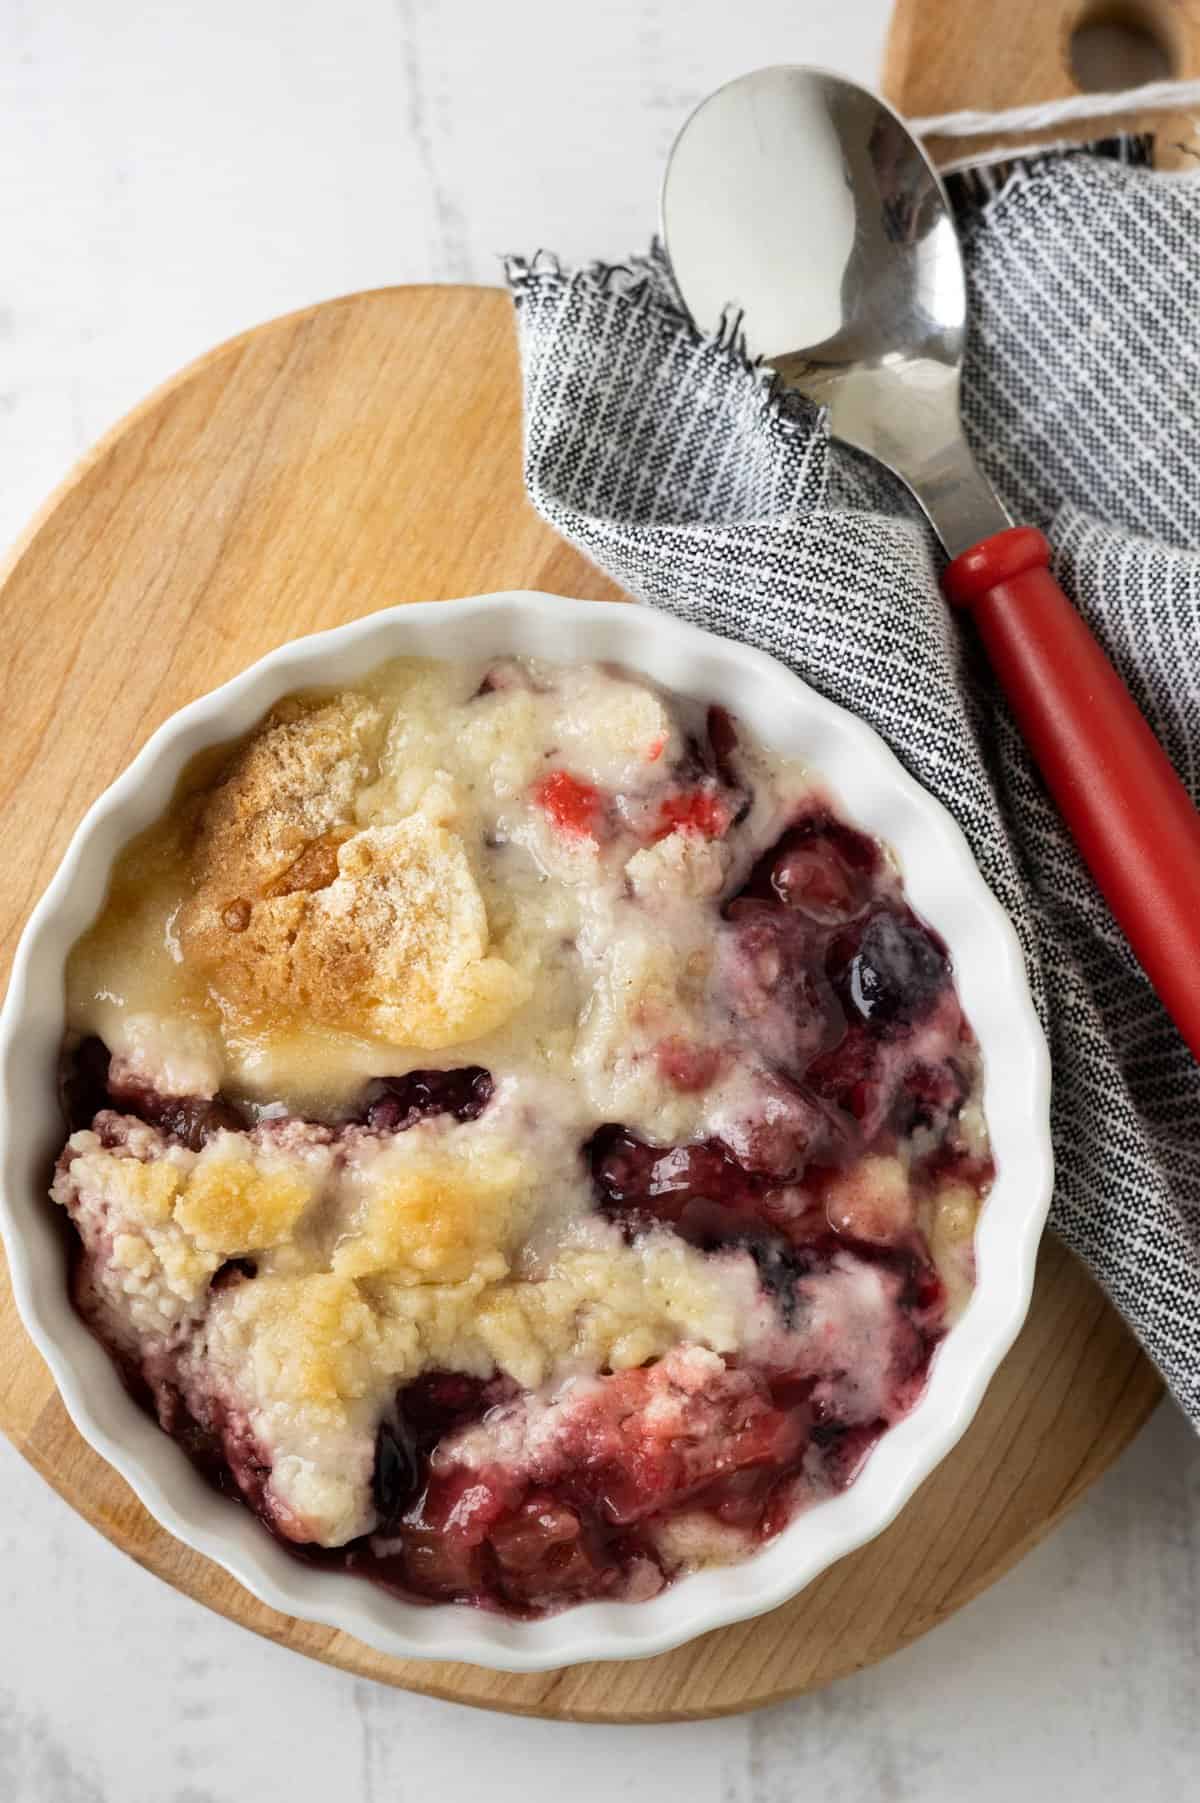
left=903, top=436, right=1011, bottom=559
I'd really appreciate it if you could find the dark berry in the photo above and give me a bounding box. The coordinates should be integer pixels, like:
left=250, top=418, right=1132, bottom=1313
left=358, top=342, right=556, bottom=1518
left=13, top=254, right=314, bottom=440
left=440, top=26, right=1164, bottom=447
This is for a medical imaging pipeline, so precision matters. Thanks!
left=770, top=837, right=864, bottom=924
left=587, top=1124, right=832, bottom=1251
left=211, top=1257, right=257, bottom=1292
left=833, top=911, right=948, bottom=1037
left=372, top=1417, right=423, bottom=1531
left=588, top=1125, right=771, bottom=1225
left=153, top=1096, right=246, bottom=1151
left=370, top=1370, right=495, bottom=1539
left=59, top=1037, right=114, bottom=1131
left=738, top=810, right=879, bottom=906
left=398, top=1370, right=491, bottom=1437
left=360, top=1067, right=493, bottom=1133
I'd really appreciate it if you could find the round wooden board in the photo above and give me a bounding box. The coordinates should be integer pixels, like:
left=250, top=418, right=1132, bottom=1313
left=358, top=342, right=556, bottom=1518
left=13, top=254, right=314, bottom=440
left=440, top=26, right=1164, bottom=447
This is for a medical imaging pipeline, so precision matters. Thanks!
left=0, top=284, right=1163, bottom=1721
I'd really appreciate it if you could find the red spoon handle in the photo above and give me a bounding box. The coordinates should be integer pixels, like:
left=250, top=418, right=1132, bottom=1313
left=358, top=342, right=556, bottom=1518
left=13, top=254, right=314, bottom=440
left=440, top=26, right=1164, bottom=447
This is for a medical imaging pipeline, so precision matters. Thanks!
left=944, top=525, right=1200, bottom=1061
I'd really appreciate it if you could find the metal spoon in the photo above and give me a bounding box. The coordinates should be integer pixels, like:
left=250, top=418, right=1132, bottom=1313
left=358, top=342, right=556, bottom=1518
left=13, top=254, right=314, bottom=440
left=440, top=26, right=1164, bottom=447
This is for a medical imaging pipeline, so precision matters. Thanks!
left=662, top=65, right=1200, bottom=1061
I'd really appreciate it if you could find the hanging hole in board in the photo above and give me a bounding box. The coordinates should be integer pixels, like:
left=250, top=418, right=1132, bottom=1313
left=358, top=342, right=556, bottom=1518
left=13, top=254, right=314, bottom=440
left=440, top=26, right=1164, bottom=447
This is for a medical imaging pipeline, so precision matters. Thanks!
left=1068, top=4, right=1175, bottom=90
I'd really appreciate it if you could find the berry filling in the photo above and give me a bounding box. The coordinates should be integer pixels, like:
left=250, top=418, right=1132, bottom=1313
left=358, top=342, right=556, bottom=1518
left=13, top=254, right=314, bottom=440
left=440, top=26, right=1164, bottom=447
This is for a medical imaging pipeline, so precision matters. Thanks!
left=56, top=802, right=977, bottom=1614
left=355, top=1067, right=494, bottom=1133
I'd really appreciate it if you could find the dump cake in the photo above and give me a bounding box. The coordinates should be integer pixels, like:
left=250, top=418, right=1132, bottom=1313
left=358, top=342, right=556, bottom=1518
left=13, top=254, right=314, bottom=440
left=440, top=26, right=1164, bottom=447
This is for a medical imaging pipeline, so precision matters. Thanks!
left=53, top=656, right=991, bottom=1614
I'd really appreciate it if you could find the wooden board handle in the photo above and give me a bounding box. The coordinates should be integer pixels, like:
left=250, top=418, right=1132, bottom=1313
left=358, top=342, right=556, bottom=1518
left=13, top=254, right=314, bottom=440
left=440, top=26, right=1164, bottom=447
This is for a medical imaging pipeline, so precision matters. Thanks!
left=883, top=0, right=1200, bottom=168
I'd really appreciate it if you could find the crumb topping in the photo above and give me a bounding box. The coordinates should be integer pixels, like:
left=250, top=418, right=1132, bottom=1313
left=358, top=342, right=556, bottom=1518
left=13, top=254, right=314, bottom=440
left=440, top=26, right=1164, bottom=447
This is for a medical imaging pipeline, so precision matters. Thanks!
left=333, top=1131, right=531, bottom=1283
left=173, top=1141, right=319, bottom=1253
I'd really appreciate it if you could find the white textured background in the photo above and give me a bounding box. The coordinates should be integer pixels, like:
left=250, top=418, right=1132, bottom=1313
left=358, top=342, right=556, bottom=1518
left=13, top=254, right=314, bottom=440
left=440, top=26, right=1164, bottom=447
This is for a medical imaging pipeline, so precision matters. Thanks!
left=2, top=3, right=1198, bottom=1798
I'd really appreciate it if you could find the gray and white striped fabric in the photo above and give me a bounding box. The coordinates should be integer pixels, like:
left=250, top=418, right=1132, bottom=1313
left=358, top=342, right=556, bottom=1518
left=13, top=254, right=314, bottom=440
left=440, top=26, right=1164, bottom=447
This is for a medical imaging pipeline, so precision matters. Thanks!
left=506, top=140, right=1200, bottom=1427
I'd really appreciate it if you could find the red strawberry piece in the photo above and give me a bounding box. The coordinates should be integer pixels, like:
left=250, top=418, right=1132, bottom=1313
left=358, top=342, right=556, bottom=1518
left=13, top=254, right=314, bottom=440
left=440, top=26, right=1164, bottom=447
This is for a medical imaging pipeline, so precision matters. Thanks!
left=533, top=770, right=607, bottom=838
left=652, top=786, right=730, bottom=841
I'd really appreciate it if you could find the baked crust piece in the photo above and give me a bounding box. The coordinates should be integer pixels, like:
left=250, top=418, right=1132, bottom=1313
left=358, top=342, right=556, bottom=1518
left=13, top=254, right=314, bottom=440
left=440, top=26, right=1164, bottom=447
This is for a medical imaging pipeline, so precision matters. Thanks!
left=178, top=695, right=527, bottom=1046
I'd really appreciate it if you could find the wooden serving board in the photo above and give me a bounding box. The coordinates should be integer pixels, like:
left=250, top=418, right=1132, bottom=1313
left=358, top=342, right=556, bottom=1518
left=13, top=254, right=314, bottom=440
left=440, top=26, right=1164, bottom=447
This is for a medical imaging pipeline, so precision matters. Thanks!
left=0, top=0, right=1187, bottom=1714
left=0, top=282, right=1165, bottom=1722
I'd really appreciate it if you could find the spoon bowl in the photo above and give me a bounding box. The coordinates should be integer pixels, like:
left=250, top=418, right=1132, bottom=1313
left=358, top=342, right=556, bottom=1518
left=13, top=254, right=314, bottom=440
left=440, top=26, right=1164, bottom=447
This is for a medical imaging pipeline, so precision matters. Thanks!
left=661, top=66, right=1009, bottom=553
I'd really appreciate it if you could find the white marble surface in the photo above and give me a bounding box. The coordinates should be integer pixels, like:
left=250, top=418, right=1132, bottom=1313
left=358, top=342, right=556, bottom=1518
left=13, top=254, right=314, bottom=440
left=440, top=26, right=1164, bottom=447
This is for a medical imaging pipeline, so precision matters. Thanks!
left=1, top=3, right=1197, bottom=1797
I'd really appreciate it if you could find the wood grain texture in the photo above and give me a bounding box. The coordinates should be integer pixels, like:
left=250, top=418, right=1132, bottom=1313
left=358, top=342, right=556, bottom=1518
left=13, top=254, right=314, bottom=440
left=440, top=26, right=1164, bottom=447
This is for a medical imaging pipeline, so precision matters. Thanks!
left=884, top=0, right=1200, bottom=168
left=0, top=282, right=1164, bottom=1719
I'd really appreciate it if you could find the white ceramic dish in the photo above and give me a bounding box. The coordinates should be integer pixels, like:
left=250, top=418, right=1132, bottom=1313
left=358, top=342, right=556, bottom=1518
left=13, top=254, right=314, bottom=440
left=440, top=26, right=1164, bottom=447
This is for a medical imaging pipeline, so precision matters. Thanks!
left=0, top=592, right=1052, bottom=1672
